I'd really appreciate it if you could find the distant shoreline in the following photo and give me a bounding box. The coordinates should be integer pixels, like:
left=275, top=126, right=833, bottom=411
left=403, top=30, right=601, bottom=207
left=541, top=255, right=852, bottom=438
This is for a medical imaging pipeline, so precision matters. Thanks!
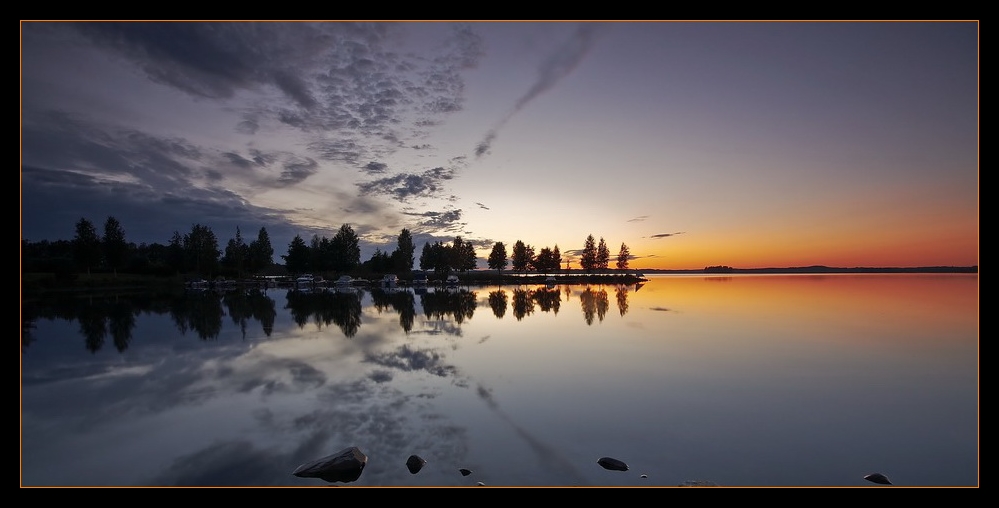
left=637, top=265, right=979, bottom=275
left=454, top=265, right=978, bottom=285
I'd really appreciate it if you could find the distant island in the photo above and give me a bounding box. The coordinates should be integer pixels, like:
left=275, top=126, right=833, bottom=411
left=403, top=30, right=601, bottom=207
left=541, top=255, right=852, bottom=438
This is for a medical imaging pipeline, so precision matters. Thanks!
left=455, top=265, right=978, bottom=285
left=656, top=265, right=978, bottom=274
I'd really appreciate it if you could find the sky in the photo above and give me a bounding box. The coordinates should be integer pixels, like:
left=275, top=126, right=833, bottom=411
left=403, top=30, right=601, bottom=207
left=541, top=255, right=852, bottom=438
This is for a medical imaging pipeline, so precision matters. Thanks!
left=20, top=21, right=979, bottom=270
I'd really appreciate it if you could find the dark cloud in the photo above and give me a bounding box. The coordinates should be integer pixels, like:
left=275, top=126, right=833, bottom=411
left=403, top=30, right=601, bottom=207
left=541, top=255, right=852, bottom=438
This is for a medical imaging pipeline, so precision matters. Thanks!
left=23, top=111, right=200, bottom=187
left=475, top=202, right=490, bottom=210
left=357, top=166, right=455, bottom=201
left=248, top=149, right=277, bottom=166
left=648, top=232, right=686, bottom=239
left=362, top=161, right=389, bottom=174
left=34, top=22, right=485, bottom=186
left=277, top=157, right=319, bottom=186
left=405, top=209, right=465, bottom=233
left=223, top=152, right=257, bottom=169
left=474, top=131, right=497, bottom=158
left=21, top=160, right=301, bottom=251
left=71, top=22, right=281, bottom=102
left=20, top=22, right=496, bottom=261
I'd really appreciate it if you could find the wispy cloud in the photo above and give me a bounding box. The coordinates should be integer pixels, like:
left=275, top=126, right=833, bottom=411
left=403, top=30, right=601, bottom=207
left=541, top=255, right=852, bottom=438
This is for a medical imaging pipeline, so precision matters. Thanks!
left=648, top=232, right=686, bottom=239
left=475, top=23, right=606, bottom=158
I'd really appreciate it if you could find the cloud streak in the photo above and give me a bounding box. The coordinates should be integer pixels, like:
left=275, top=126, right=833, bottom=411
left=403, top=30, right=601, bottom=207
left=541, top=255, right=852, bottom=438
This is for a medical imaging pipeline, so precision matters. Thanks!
left=475, top=23, right=605, bottom=158
left=648, top=232, right=686, bottom=239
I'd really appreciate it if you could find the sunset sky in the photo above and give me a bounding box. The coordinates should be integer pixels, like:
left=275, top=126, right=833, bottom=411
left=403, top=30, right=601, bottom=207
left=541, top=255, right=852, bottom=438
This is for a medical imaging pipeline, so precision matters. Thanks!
left=20, top=21, right=979, bottom=270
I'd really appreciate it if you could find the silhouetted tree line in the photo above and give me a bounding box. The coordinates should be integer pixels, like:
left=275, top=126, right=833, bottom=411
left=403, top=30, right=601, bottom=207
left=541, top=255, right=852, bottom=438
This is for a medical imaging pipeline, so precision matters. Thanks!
left=487, top=234, right=632, bottom=275
left=22, top=214, right=637, bottom=283
left=419, top=236, right=476, bottom=280
left=22, top=216, right=275, bottom=281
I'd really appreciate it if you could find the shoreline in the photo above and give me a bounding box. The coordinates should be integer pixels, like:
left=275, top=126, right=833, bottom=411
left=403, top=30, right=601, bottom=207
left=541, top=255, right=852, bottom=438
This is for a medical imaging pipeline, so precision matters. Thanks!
left=21, top=265, right=978, bottom=297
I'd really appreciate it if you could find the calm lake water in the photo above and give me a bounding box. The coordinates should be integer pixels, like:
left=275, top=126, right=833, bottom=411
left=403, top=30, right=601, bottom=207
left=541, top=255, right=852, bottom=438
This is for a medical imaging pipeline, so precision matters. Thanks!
left=20, top=273, right=979, bottom=487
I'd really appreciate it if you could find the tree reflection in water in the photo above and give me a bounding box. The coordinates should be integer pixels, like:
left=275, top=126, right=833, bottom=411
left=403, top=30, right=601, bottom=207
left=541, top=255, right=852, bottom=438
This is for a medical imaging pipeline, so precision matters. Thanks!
left=488, top=289, right=507, bottom=318
left=20, top=283, right=637, bottom=354
left=370, top=287, right=417, bottom=333
left=578, top=286, right=609, bottom=325
left=285, top=288, right=363, bottom=337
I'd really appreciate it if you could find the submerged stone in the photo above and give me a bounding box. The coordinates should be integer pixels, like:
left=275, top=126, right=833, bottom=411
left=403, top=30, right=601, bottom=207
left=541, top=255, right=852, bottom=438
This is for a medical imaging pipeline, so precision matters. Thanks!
left=597, top=457, right=629, bottom=471
left=292, top=446, right=367, bottom=483
left=406, top=454, right=427, bottom=474
left=864, top=473, right=893, bottom=485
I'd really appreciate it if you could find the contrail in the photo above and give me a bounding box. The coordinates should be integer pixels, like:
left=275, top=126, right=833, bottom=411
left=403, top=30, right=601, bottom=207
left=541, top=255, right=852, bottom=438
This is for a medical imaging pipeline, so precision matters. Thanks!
left=475, top=23, right=606, bottom=158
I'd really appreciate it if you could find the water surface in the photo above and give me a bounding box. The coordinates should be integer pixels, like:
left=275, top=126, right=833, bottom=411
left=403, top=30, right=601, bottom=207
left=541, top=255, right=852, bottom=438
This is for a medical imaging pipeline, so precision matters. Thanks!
left=20, top=273, right=979, bottom=487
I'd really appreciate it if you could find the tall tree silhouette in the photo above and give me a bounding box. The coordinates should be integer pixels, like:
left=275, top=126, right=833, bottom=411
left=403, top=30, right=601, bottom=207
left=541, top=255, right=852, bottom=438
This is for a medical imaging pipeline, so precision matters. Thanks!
left=330, top=224, right=360, bottom=273
left=73, top=217, right=101, bottom=275
left=184, top=224, right=220, bottom=279
left=102, top=216, right=128, bottom=277
left=488, top=241, right=508, bottom=274
left=511, top=240, right=533, bottom=273
left=283, top=235, right=310, bottom=274
left=392, top=228, right=415, bottom=274
left=248, top=227, right=274, bottom=273
left=616, top=243, right=630, bottom=271
left=596, top=237, right=610, bottom=271
left=580, top=234, right=597, bottom=273
left=222, top=226, right=248, bottom=277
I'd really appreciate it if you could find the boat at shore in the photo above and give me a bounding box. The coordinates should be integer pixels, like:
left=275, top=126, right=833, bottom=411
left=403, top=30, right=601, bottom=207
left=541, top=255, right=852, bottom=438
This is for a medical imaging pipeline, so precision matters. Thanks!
left=295, top=274, right=323, bottom=290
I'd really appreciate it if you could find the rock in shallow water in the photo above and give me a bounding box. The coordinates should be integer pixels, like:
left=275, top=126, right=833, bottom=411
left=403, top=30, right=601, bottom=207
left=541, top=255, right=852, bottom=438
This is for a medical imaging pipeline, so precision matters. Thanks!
left=864, top=473, right=892, bottom=485
left=406, top=454, right=427, bottom=474
left=292, top=446, right=367, bottom=483
left=597, top=457, right=629, bottom=471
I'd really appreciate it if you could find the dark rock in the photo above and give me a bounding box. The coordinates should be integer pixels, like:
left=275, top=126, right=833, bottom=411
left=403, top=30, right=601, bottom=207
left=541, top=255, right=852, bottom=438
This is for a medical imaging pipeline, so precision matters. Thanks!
left=292, top=446, right=367, bottom=483
left=679, top=480, right=719, bottom=487
left=864, top=473, right=892, bottom=485
left=406, top=454, right=427, bottom=474
left=597, top=457, right=629, bottom=471
left=459, top=468, right=473, bottom=476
